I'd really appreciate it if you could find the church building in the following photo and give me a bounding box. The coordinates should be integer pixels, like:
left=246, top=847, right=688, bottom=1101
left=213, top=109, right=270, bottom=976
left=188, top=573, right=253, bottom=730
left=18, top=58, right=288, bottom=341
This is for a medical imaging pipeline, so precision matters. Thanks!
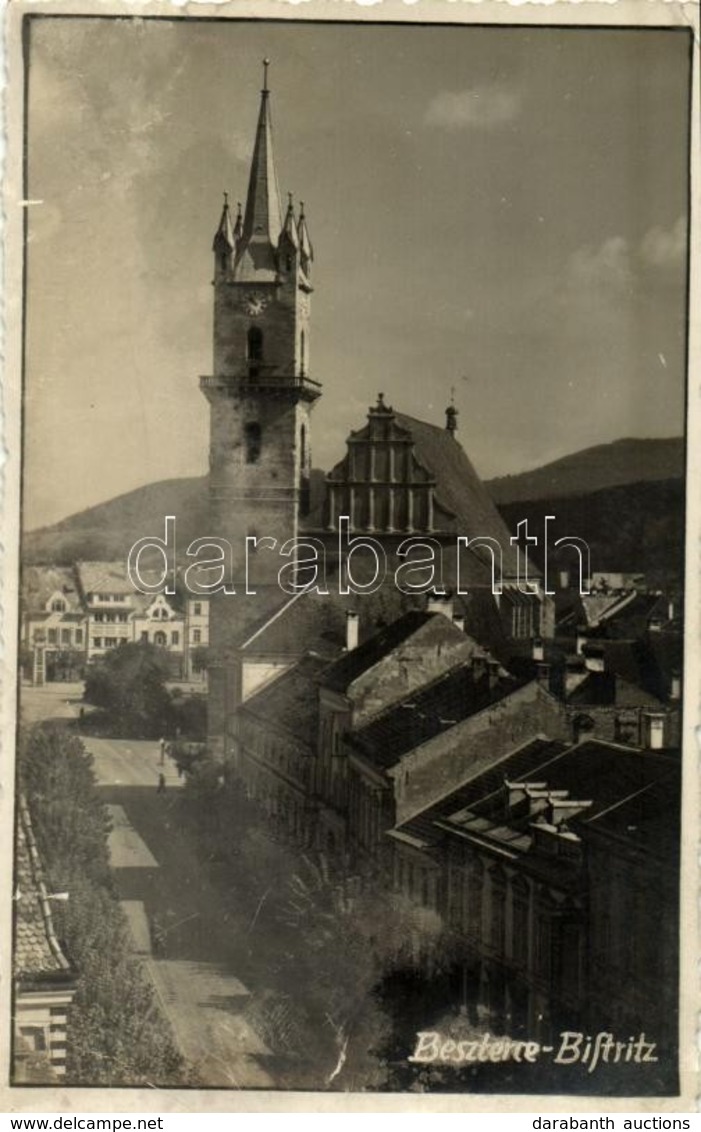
left=200, top=66, right=553, bottom=755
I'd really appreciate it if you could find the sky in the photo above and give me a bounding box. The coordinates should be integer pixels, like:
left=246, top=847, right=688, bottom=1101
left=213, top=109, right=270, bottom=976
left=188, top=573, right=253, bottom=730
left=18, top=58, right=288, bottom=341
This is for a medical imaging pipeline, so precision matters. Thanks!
left=23, top=17, right=691, bottom=529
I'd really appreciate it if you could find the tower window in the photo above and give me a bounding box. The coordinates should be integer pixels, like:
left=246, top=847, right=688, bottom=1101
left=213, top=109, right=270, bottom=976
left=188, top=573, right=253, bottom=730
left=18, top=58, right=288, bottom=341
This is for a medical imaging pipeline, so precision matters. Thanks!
left=247, top=326, right=264, bottom=362
left=245, top=422, right=262, bottom=464
left=300, top=330, right=306, bottom=375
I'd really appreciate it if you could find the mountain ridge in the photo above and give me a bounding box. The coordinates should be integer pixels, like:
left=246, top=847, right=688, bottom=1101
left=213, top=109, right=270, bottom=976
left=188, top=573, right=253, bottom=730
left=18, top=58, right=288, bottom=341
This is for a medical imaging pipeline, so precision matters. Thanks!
left=22, top=437, right=684, bottom=567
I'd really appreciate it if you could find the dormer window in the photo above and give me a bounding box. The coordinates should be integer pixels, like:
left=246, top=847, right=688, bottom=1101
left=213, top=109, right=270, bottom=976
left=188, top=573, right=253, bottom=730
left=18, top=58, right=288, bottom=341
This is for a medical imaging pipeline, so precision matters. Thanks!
left=50, top=598, right=66, bottom=612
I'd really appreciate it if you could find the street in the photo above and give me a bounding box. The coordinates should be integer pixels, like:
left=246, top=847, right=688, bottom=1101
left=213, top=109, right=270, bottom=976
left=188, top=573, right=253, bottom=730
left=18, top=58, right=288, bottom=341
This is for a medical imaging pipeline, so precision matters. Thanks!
left=20, top=682, right=276, bottom=1088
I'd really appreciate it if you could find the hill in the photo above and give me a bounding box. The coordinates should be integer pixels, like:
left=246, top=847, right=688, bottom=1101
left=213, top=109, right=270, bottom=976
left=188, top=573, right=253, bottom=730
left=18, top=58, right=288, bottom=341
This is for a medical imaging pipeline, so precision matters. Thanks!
left=22, top=440, right=685, bottom=584
left=485, top=437, right=684, bottom=505
left=22, top=470, right=328, bottom=566
left=499, top=478, right=685, bottom=592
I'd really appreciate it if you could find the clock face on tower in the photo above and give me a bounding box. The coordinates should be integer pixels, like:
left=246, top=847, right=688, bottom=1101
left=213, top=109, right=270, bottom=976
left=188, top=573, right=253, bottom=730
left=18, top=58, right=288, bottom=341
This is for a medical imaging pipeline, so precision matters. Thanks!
left=243, top=292, right=269, bottom=317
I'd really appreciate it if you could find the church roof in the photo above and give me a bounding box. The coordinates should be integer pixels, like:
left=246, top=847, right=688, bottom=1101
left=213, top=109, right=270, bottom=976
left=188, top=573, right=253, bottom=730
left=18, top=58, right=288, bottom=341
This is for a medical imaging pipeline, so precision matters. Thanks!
left=393, top=412, right=522, bottom=575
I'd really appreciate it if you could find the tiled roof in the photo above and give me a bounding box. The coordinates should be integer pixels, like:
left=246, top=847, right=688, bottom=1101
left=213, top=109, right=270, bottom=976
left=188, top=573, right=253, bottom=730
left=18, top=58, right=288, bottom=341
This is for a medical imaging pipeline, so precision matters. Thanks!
left=319, top=610, right=435, bottom=693
left=398, top=738, right=569, bottom=845
left=21, top=566, right=82, bottom=613
left=396, top=738, right=680, bottom=872
left=565, top=670, right=663, bottom=708
left=241, top=653, right=327, bottom=743
left=14, top=797, right=72, bottom=982
left=76, top=560, right=132, bottom=595
left=348, top=660, right=520, bottom=771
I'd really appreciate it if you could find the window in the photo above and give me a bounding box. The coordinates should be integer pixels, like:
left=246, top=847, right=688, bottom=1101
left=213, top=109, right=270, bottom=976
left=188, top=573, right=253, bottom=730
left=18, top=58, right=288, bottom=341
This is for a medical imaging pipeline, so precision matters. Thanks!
left=105, top=639, right=116, bottom=648
left=193, top=629, right=202, bottom=644
left=154, top=631, right=167, bottom=647
left=61, top=628, right=71, bottom=644
left=245, top=422, right=262, bottom=464
left=75, top=629, right=83, bottom=645
left=247, top=327, right=263, bottom=377
left=300, top=330, right=306, bottom=374
left=193, top=603, right=202, bottom=616
left=141, top=631, right=149, bottom=641
left=48, top=629, right=57, bottom=644
left=51, top=599, right=66, bottom=612
left=172, top=631, right=180, bottom=646
left=93, top=637, right=102, bottom=648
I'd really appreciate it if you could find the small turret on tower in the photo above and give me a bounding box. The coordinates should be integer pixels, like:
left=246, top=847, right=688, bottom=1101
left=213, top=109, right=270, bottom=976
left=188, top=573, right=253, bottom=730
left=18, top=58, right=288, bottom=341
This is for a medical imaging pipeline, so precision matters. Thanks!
left=212, top=192, right=235, bottom=276
left=298, top=201, right=313, bottom=278
left=279, top=192, right=300, bottom=271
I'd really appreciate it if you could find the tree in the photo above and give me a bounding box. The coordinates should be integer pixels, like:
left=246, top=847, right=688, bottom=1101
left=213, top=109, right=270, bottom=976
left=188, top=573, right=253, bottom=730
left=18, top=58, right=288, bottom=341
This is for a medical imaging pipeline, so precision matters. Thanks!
left=84, top=642, right=173, bottom=737
left=18, top=723, right=191, bottom=1086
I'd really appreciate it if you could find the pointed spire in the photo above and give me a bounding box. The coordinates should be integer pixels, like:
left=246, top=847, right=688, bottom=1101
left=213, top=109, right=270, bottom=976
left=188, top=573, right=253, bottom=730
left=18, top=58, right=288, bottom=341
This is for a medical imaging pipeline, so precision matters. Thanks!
left=281, top=192, right=299, bottom=249
left=238, top=58, right=283, bottom=265
left=212, top=191, right=235, bottom=254
left=298, top=200, right=313, bottom=271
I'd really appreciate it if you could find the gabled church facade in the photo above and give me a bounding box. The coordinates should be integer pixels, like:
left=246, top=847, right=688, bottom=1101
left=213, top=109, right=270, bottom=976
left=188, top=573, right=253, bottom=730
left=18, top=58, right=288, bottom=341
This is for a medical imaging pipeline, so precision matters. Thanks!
left=201, top=67, right=554, bottom=754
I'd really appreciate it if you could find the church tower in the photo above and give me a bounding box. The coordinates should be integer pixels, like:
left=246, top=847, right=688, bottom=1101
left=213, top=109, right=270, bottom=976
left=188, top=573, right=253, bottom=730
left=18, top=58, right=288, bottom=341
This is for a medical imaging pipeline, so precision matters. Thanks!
left=201, top=61, right=321, bottom=588
left=201, top=63, right=321, bottom=750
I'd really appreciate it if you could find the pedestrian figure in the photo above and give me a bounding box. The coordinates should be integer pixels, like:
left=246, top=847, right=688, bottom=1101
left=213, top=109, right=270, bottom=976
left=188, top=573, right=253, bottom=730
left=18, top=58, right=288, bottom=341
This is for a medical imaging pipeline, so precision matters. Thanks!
left=151, top=916, right=166, bottom=957
left=157, top=773, right=166, bottom=794
left=159, top=736, right=166, bottom=766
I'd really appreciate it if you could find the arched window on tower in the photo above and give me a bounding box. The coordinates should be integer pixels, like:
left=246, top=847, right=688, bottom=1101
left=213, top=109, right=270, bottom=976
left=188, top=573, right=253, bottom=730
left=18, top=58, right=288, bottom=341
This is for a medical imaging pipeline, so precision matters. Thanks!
left=300, top=330, right=306, bottom=376
left=245, top=423, right=262, bottom=464
left=247, top=327, right=263, bottom=378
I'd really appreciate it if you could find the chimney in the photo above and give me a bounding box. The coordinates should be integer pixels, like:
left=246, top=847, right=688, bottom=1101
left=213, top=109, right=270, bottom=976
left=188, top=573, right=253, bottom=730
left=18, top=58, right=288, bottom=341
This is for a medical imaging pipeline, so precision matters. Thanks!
left=644, top=712, right=666, bottom=750
left=345, top=610, right=359, bottom=651
left=452, top=614, right=465, bottom=633
left=426, top=590, right=454, bottom=620
left=532, top=637, right=544, bottom=662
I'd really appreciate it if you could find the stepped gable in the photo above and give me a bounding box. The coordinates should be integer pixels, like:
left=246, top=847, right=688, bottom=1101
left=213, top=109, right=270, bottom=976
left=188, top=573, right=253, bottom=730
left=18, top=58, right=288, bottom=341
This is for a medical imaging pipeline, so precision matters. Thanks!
left=319, top=397, right=526, bottom=582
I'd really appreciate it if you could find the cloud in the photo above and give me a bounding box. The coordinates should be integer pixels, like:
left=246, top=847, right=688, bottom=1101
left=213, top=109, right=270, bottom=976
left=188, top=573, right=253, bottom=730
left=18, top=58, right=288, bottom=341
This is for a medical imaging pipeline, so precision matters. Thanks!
left=567, top=235, right=631, bottom=291
left=424, top=85, right=521, bottom=130
left=639, top=216, right=687, bottom=269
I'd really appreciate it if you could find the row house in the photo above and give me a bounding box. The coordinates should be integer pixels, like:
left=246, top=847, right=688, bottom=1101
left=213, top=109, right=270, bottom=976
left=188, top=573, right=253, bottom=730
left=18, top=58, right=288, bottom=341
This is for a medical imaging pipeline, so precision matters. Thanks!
left=390, top=738, right=680, bottom=1052
left=21, top=566, right=87, bottom=683
left=21, top=562, right=210, bottom=681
